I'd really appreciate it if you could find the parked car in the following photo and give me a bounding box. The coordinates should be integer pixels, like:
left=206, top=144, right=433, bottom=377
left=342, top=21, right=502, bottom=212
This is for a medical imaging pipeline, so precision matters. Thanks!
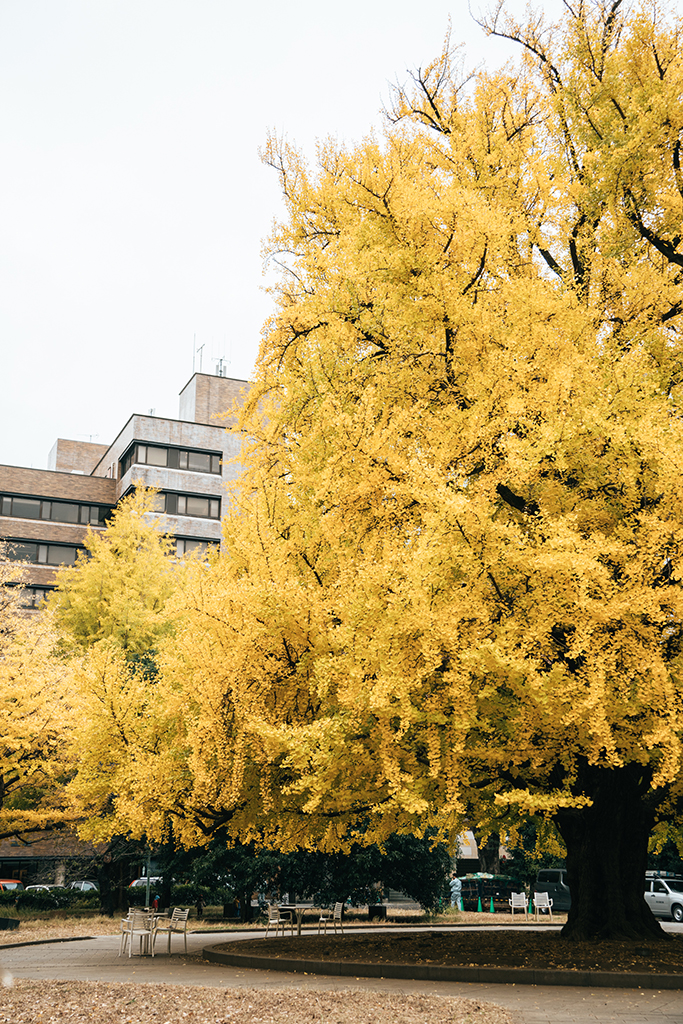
left=645, top=872, right=683, bottom=922
left=0, top=880, right=24, bottom=892
left=129, top=877, right=162, bottom=889
left=533, top=869, right=571, bottom=912
left=68, top=880, right=99, bottom=892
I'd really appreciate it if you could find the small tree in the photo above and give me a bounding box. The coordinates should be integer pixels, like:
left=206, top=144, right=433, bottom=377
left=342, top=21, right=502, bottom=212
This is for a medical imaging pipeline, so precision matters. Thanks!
left=51, top=489, right=179, bottom=897
left=0, top=546, right=75, bottom=841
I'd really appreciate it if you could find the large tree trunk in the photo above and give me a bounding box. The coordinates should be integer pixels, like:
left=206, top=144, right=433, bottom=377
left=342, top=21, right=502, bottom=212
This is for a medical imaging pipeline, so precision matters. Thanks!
left=476, top=831, right=501, bottom=875
left=554, top=764, right=666, bottom=940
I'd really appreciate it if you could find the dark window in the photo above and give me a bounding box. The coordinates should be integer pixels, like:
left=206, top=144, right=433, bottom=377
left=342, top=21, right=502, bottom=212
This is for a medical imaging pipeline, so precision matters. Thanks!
left=11, top=498, right=41, bottom=519
left=187, top=452, right=211, bottom=473
left=120, top=448, right=135, bottom=477
left=3, top=541, right=81, bottom=565
left=20, top=586, right=54, bottom=609
left=5, top=542, right=38, bottom=562
left=51, top=503, right=79, bottom=524
left=174, top=494, right=221, bottom=519
left=176, top=538, right=217, bottom=557
left=185, top=496, right=208, bottom=517
left=0, top=495, right=111, bottom=527
left=151, top=492, right=221, bottom=520
left=120, top=443, right=221, bottom=477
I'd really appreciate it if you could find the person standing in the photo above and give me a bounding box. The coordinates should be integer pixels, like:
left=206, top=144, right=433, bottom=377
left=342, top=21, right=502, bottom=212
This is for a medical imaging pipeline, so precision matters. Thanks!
left=449, top=873, right=462, bottom=910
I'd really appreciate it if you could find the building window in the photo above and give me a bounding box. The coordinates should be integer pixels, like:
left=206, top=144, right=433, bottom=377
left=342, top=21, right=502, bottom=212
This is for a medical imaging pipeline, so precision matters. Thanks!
left=150, top=492, right=221, bottom=519
left=0, top=495, right=110, bottom=527
left=20, top=586, right=55, bottom=609
left=3, top=541, right=82, bottom=565
left=175, top=538, right=217, bottom=557
left=120, top=443, right=221, bottom=477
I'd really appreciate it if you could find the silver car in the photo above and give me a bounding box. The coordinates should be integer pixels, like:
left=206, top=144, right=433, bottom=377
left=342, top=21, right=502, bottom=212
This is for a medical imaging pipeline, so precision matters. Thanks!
left=645, top=874, right=683, bottom=922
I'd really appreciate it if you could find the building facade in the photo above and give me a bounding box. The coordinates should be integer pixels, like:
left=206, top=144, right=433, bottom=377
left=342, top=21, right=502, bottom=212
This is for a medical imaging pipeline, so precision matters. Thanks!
left=0, top=372, right=250, bottom=604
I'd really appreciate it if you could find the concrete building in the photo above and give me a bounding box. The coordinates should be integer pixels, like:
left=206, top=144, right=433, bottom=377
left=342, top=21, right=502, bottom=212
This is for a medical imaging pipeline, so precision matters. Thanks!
left=0, top=372, right=250, bottom=605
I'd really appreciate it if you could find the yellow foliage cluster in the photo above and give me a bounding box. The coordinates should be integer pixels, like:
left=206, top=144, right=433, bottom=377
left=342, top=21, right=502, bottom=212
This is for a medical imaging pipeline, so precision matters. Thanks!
left=31, top=4, right=683, bottom=882
left=0, top=549, right=75, bottom=839
left=143, top=1, right=683, bottom=853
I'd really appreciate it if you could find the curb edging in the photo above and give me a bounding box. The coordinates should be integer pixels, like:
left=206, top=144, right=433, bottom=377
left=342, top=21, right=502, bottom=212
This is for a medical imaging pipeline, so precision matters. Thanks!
left=202, top=944, right=683, bottom=990
left=0, top=936, right=96, bottom=950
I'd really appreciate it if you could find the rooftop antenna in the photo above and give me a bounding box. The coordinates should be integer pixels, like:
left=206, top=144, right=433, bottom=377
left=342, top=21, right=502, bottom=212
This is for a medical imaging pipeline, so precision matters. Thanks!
left=196, top=343, right=205, bottom=373
left=78, top=433, right=99, bottom=443
left=192, top=333, right=196, bottom=373
left=213, top=335, right=230, bottom=378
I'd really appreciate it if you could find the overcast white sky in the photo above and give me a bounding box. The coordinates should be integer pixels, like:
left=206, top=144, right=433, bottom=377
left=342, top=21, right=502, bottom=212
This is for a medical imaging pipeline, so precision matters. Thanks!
left=0, top=0, right=572, bottom=468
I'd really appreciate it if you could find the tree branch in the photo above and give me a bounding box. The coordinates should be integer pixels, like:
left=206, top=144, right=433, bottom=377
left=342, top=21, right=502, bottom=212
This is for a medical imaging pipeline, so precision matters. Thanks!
left=624, top=190, right=683, bottom=268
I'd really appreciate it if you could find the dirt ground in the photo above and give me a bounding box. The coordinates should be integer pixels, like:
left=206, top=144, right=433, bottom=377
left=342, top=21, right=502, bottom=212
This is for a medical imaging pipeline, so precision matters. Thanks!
left=230, top=929, right=683, bottom=975
left=0, top=980, right=515, bottom=1024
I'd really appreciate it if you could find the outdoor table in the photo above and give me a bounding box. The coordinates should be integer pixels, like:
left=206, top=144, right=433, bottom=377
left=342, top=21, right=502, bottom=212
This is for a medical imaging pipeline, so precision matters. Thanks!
left=278, top=904, right=311, bottom=936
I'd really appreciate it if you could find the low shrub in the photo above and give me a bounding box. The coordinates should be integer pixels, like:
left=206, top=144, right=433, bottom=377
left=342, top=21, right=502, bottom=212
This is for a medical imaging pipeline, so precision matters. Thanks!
left=171, top=883, right=214, bottom=907
left=17, top=889, right=75, bottom=911
left=128, top=884, right=162, bottom=907
left=15, top=889, right=100, bottom=912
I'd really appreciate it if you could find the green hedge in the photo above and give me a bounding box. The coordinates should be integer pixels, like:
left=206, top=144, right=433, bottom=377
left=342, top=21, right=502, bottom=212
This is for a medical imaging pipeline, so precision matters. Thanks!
left=128, top=882, right=221, bottom=908
left=0, top=889, right=101, bottom=912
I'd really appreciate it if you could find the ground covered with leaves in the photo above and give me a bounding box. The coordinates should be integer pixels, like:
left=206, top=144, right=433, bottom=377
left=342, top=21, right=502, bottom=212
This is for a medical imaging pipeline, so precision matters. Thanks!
left=0, top=915, right=246, bottom=946
left=229, top=930, right=683, bottom=975
left=0, top=980, right=514, bottom=1024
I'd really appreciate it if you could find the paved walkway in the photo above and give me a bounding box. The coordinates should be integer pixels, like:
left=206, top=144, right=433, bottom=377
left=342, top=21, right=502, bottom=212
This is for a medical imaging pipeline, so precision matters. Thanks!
left=1, top=927, right=683, bottom=1024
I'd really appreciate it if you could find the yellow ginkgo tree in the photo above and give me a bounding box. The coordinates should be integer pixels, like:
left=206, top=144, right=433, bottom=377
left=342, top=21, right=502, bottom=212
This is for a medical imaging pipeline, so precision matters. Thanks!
left=51, top=2, right=683, bottom=942
left=145, top=0, right=683, bottom=942
left=51, top=488, right=180, bottom=843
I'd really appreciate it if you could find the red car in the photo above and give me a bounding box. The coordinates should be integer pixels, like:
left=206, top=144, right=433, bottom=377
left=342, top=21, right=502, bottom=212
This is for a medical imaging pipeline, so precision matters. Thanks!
left=0, top=880, right=24, bottom=891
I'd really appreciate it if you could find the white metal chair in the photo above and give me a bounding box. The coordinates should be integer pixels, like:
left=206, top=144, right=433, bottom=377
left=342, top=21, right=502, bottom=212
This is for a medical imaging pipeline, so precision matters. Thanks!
left=153, top=907, right=190, bottom=954
left=119, top=909, right=156, bottom=957
left=265, top=903, right=293, bottom=938
left=318, top=901, right=344, bottom=935
left=532, top=891, right=553, bottom=921
left=508, top=892, right=528, bottom=920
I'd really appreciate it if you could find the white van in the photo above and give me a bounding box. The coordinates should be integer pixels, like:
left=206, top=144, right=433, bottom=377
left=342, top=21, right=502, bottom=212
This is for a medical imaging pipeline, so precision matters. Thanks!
left=645, top=872, right=683, bottom=921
